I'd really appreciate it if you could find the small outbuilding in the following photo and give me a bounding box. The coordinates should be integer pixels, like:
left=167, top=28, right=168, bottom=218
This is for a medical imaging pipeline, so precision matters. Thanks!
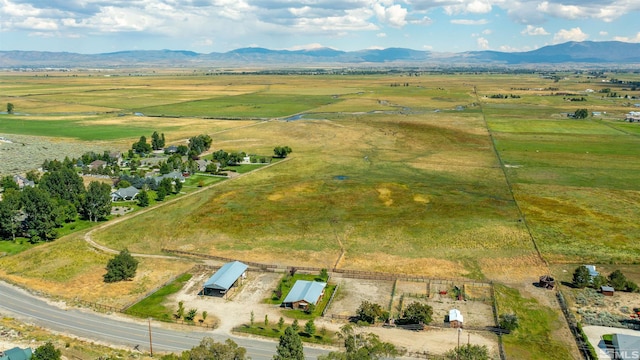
left=601, top=285, right=615, bottom=296
left=448, top=309, right=464, bottom=328
left=584, top=265, right=599, bottom=278
left=203, top=261, right=248, bottom=297
left=539, top=275, right=555, bottom=290
left=282, top=280, right=327, bottom=310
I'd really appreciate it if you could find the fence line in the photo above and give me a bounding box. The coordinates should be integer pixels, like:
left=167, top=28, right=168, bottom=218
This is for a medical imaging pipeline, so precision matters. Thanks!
left=322, top=283, right=339, bottom=317
left=556, top=290, right=594, bottom=360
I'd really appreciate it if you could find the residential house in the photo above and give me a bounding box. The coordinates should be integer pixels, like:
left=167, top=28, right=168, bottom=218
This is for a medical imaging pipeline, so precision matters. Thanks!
left=585, top=265, right=599, bottom=279
left=282, top=280, right=327, bottom=310
left=0, top=347, right=32, bottom=360
left=12, top=175, right=34, bottom=189
left=164, top=145, right=178, bottom=154
left=203, top=261, right=248, bottom=297
left=89, top=160, right=107, bottom=171
left=626, top=111, right=640, bottom=122
left=612, top=333, right=640, bottom=360
left=154, top=171, right=185, bottom=184
left=111, top=186, right=140, bottom=201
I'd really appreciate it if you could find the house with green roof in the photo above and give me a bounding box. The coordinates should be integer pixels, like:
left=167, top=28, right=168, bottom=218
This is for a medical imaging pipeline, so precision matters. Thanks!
left=282, top=280, right=327, bottom=310
left=0, top=347, right=32, bottom=360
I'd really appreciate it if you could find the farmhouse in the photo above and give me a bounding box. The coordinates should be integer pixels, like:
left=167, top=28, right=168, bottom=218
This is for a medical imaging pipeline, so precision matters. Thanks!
left=282, top=280, right=327, bottom=310
left=612, top=333, right=640, bottom=360
left=448, top=309, right=464, bottom=328
left=111, top=186, right=139, bottom=201
left=0, top=347, right=32, bottom=360
left=584, top=265, right=599, bottom=278
left=202, top=261, right=248, bottom=297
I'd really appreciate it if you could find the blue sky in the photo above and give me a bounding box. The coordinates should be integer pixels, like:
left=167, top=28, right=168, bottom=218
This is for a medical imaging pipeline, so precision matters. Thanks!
left=1, top=0, right=639, bottom=54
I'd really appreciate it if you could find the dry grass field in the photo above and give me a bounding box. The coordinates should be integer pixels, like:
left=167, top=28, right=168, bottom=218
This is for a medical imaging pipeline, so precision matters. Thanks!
left=2, top=71, right=640, bottom=359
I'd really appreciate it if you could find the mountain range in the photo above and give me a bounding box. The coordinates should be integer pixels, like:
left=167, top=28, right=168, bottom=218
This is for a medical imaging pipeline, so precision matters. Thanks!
left=1, top=41, right=639, bottom=68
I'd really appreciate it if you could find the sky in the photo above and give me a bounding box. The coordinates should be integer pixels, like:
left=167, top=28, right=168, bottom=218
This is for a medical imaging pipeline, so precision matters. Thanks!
left=1, top=0, right=640, bottom=54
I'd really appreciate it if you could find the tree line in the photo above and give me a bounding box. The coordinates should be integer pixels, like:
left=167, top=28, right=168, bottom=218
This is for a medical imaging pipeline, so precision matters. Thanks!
left=0, top=166, right=111, bottom=242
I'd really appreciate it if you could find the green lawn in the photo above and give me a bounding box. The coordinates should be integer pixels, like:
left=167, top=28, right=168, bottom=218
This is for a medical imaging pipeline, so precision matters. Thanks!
left=124, top=273, right=192, bottom=320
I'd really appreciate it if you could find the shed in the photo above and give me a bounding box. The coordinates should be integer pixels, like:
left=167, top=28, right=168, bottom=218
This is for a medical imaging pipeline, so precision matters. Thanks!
left=601, top=285, right=615, bottom=296
left=282, top=280, right=327, bottom=310
left=448, top=309, right=464, bottom=328
left=539, top=275, right=555, bottom=290
left=612, top=333, right=640, bottom=360
left=203, top=261, right=248, bottom=297
left=0, top=347, right=32, bottom=360
left=89, top=160, right=107, bottom=170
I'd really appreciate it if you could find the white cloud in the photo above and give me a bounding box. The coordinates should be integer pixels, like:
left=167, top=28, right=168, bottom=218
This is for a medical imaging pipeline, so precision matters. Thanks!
left=613, top=32, right=640, bottom=43
left=521, top=25, right=548, bottom=36
left=553, top=27, right=589, bottom=43
left=482, top=29, right=492, bottom=35
left=451, top=19, right=489, bottom=25
left=443, top=0, right=492, bottom=15
left=377, top=32, right=387, bottom=37
left=477, top=36, right=489, bottom=49
left=599, top=31, right=609, bottom=36
left=373, top=3, right=408, bottom=27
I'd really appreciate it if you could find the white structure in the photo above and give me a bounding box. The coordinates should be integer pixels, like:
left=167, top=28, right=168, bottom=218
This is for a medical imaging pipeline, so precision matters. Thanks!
left=449, top=309, right=464, bottom=328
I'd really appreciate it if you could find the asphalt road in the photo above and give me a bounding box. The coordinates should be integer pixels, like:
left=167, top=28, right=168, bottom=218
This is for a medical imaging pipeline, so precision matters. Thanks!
left=0, top=281, right=329, bottom=359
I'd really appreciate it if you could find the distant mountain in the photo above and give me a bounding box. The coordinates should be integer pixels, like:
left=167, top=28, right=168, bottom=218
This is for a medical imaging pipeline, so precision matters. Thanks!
left=1, top=41, right=639, bottom=68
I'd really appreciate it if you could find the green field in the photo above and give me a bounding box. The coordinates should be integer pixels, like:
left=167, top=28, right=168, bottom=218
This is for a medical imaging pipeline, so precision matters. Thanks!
left=2, top=71, right=640, bottom=359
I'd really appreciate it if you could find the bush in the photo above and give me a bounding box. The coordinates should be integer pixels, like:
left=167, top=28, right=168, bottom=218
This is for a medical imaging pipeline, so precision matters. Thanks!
left=499, top=313, right=519, bottom=331
left=402, top=302, right=433, bottom=324
left=356, top=301, right=385, bottom=324
left=103, top=249, right=139, bottom=283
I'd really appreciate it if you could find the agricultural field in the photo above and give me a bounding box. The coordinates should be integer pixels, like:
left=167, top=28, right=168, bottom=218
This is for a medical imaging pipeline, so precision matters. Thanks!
left=1, top=70, right=640, bottom=359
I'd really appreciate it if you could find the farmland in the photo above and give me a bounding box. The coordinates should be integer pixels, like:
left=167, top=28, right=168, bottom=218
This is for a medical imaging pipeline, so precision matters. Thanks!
left=1, top=70, right=640, bottom=359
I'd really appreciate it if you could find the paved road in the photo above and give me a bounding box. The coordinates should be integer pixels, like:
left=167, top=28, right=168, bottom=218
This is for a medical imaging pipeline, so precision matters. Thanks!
left=0, top=281, right=329, bottom=359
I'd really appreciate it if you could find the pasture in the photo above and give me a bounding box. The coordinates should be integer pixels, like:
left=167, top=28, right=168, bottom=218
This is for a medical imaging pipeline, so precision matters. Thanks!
left=1, top=70, right=639, bottom=359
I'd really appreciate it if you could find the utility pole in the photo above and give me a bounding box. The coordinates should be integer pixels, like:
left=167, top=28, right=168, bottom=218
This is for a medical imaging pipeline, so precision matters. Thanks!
left=148, top=317, right=153, bottom=357
left=457, top=328, right=462, bottom=360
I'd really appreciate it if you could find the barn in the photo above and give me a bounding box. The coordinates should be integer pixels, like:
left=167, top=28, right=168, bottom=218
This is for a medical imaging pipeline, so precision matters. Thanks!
left=282, top=280, right=327, bottom=310
left=202, top=261, right=248, bottom=297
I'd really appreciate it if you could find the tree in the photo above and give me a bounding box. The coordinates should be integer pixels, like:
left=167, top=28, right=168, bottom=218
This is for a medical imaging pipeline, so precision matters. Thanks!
left=151, top=131, right=162, bottom=150
left=176, top=301, right=185, bottom=319
left=21, top=186, right=57, bottom=242
left=273, top=326, right=304, bottom=360
left=1, top=176, right=19, bottom=191
left=250, top=310, right=255, bottom=327
left=174, top=179, right=183, bottom=194
left=164, top=337, right=247, bottom=360
left=103, top=248, right=139, bottom=283
left=444, top=344, right=489, bottom=360
left=185, top=308, right=198, bottom=321
left=574, top=108, right=589, bottom=119
left=0, top=189, right=21, bottom=240
left=304, top=319, right=316, bottom=336
left=499, top=313, right=519, bottom=331
left=273, top=146, right=292, bottom=158
left=292, top=319, right=299, bottom=332
left=156, top=187, right=167, bottom=201
left=608, top=270, right=628, bottom=291
left=132, top=135, right=152, bottom=154
left=32, top=342, right=61, bottom=360
left=572, top=265, right=591, bottom=288
left=7, top=103, right=14, bottom=114
left=402, top=302, right=433, bottom=324
left=83, top=181, right=111, bottom=222
left=39, top=167, right=85, bottom=208
left=319, top=324, right=401, bottom=360
left=137, top=189, right=149, bottom=207
left=278, top=316, right=285, bottom=330
left=357, top=301, right=385, bottom=324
